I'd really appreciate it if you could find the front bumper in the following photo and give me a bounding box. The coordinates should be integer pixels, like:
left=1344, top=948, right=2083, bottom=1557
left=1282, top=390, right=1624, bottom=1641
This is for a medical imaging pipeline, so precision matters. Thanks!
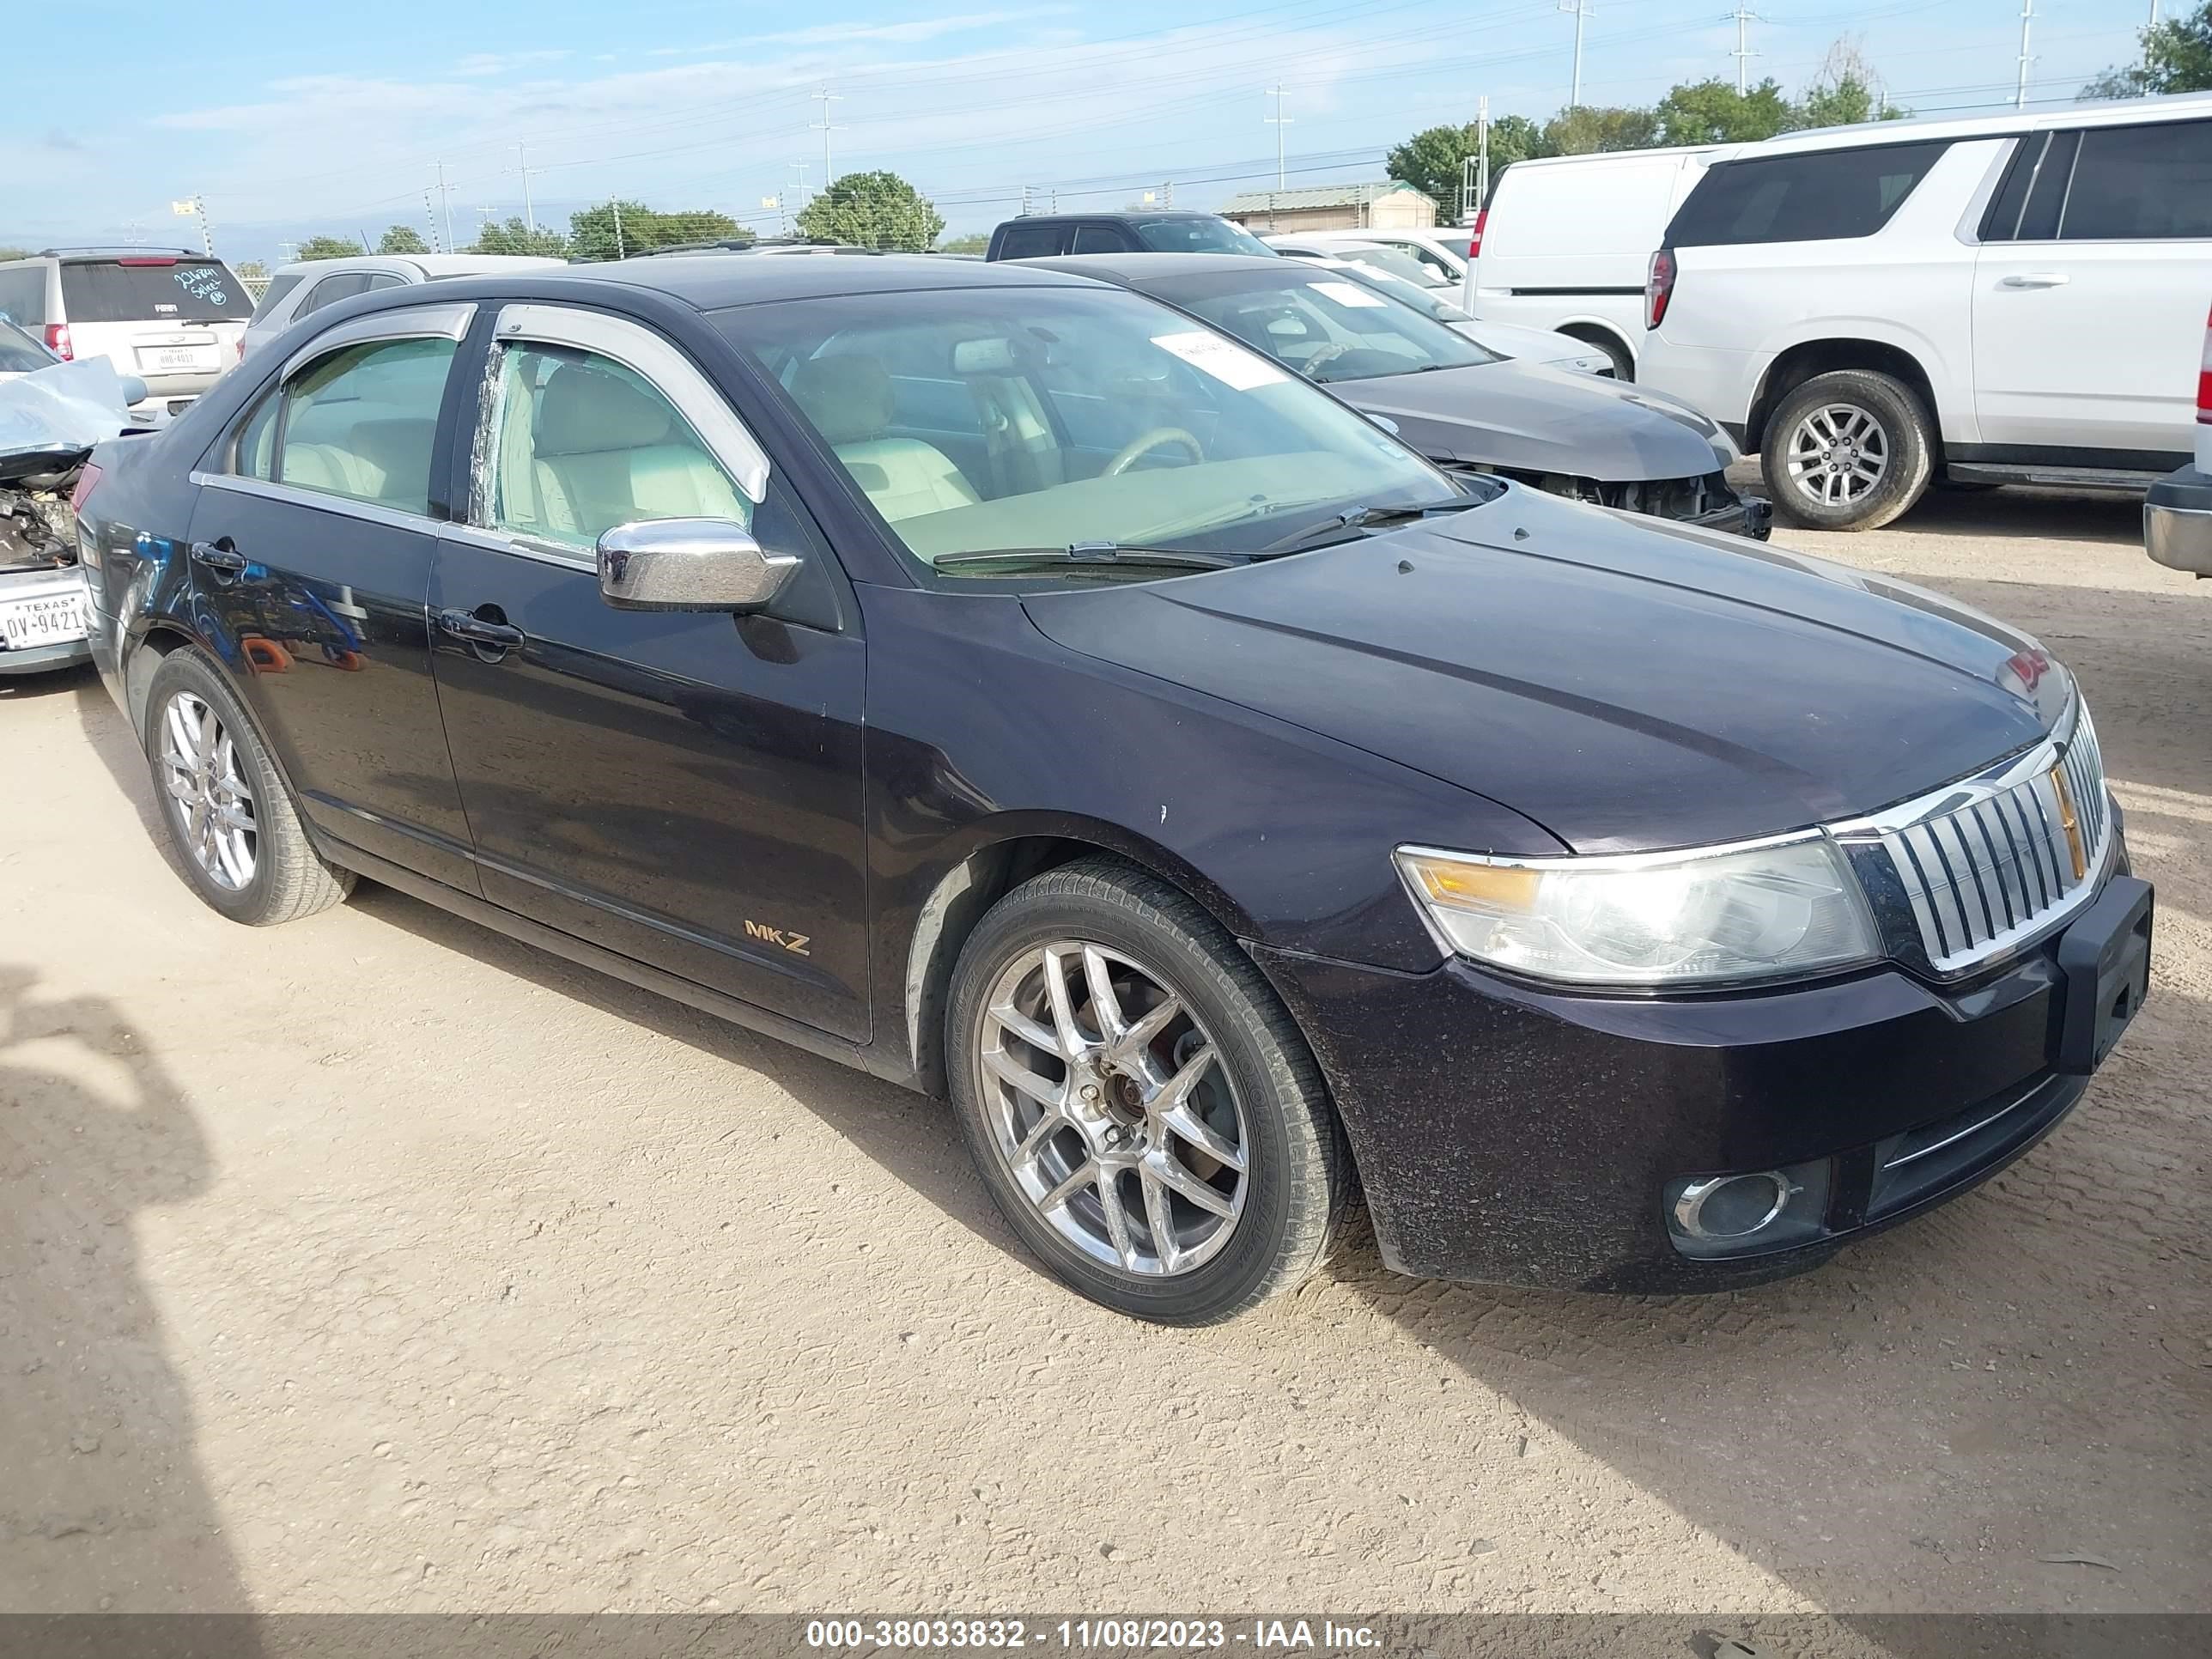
left=1252, top=860, right=2146, bottom=1293
left=2144, top=463, right=2212, bottom=576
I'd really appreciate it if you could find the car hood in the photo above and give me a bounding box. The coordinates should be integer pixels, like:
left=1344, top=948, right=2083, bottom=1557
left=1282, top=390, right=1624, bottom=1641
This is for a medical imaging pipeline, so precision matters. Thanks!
left=1022, top=487, right=2069, bottom=853
left=1333, top=357, right=1734, bottom=483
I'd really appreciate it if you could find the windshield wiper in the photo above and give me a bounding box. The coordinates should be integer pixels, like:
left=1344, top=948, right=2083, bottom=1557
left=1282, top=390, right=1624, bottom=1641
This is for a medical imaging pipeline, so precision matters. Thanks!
left=933, top=540, right=1237, bottom=574
left=1255, top=495, right=1492, bottom=556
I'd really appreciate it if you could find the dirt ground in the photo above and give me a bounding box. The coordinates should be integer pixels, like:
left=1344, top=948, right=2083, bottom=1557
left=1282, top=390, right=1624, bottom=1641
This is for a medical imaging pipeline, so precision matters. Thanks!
left=2, top=486, right=2206, bottom=1620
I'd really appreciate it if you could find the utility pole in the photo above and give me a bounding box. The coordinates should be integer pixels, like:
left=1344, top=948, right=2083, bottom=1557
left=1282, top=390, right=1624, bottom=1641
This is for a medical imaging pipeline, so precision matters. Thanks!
left=1477, top=94, right=1490, bottom=217
left=422, top=191, right=441, bottom=251
left=1728, top=4, right=1759, bottom=95
left=2014, top=0, right=2035, bottom=109
left=512, top=143, right=538, bottom=234
left=611, top=198, right=625, bottom=259
left=812, top=88, right=843, bottom=189
left=1265, top=84, right=1291, bottom=191
left=1559, top=0, right=1590, bottom=106
left=432, top=162, right=455, bottom=255
left=1163, top=179, right=1174, bottom=208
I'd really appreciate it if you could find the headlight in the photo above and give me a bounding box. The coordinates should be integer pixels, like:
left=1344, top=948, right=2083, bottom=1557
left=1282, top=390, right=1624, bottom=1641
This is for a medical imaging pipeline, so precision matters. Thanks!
left=1395, top=835, right=1880, bottom=988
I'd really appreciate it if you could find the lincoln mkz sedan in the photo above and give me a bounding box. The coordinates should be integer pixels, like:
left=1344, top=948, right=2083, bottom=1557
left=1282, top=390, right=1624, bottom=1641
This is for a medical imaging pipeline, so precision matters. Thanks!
left=76, top=257, right=2151, bottom=1324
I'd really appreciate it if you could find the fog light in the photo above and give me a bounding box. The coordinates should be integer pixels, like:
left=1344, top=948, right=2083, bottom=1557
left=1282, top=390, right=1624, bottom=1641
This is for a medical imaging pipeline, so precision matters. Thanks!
left=1662, top=1158, right=1832, bottom=1260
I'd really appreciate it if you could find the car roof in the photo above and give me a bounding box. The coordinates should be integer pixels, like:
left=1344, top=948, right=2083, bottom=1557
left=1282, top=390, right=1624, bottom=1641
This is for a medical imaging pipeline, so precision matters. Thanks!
left=1024, top=252, right=1290, bottom=284
left=1738, top=88, right=2212, bottom=156
left=998, top=210, right=1224, bottom=227
left=271, top=253, right=567, bottom=277
left=338, top=251, right=1110, bottom=313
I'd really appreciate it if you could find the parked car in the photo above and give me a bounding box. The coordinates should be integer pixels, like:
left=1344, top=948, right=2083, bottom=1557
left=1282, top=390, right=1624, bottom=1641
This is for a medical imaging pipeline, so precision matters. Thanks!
left=1464, top=145, right=1730, bottom=380
left=1040, top=252, right=1764, bottom=535
left=2143, top=298, right=2212, bottom=579
left=2, top=357, right=148, bottom=677
left=1639, top=94, right=2212, bottom=530
left=243, top=253, right=568, bottom=361
left=1266, top=234, right=1454, bottom=288
left=1265, top=227, right=1473, bottom=288
left=987, top=211, right=1276, bottom=261
left=77, top=257, right=2148, bottom=1322
left=1281, top=250, right=1615, bottom=374
left=0, top=248, right=252, bottom=421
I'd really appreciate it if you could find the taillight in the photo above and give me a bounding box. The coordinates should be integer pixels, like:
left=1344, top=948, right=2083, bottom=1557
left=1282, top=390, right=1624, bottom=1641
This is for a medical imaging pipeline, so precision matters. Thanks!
left=69, top=462, right=103, bottom=514
left=1467, top=209, right=1486, bottom=261
left=43, top=323, right=71, bottom=360
left=2197, top=302, right=2211, bottom=425
left=1646, top=247, right=1676, bottom=331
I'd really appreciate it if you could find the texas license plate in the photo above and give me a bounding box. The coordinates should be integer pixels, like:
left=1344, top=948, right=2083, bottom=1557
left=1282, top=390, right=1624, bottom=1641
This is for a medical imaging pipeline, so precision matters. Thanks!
left=138, top=344, right=215, bottom=374
left=0, top=588, right=88, bottom=650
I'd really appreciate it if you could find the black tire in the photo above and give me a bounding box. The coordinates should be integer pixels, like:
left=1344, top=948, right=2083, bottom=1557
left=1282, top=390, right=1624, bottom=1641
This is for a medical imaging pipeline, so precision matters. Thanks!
left=1759, top=368, right=1935, bottom=532
left=1570, top=331, right=1636, bottom=381
left=945, top=857, right=1348, bottom=1325
left=143, top=646, right=354, bottom=926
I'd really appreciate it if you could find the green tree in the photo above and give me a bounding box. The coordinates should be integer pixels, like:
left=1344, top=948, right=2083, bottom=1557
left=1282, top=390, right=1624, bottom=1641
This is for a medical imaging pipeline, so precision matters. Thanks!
left=1790, top=38, right=1911, bottom=129
left=1542, top=103, right=1660, bottom=155
left=378, top=225, right=430, bottom=255
left=295, top=234, right=365, bottom=261
left=566, top=201, right=747, bottom=261
left=467, top=216, right=572, bottom=258
left=936, top=232, right=990, bottom=254
left=795, top=170, right=945, bottom=251
left=234, top=259, right=269, bottom=280
left=1655, top=77, right=1795, bottom=144
left=2084, top=0, right=2212, bottom=95
left=1386, top=116, right=1553, bottom=217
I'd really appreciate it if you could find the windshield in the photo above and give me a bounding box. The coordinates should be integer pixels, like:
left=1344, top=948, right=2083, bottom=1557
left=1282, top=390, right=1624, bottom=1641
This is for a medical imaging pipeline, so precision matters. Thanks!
left=1133, top=217, right=1277, bottom=256
left=717, top=286, right=1451, bottom=574
left=1328, top=243, right=1447, bottom=289
left=58, top=258, right=251, bottom=323
left=1144, top=268, right=1498, bottom=384
left=0, top=320, right=54, bottom=373
left=1318, top=260, right=1476, bottom=325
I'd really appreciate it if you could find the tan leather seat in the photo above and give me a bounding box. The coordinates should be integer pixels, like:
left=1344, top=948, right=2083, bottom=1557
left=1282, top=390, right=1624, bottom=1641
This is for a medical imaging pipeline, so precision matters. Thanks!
left=787, top=356, right=979, bottom=525
left=528, top=362, right=746, bottom=543
left=280, top=417, right=436, bottom=511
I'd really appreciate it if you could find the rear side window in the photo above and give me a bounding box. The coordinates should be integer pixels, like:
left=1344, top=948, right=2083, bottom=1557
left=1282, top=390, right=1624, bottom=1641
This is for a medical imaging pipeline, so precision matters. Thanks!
left=297, top=272, right=376, bottom=318
left=58, top=259, right=250, bottom=322
left=1665, top=141, right=1949, bottom=246
left=2061, top=120, right=2212, bottom=240
left=1070, top=224, right=1133, bottom=253
left=994, top=222, right=1066, bottom=259
left=275, top=336, right=457, bottom=515
left=250, top=273, right=305, bottom=323
left=0, top=265, right=47, bottom=326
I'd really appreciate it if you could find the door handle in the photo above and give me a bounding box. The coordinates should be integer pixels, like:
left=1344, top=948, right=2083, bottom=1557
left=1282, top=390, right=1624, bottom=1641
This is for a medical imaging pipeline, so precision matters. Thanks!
left=190, top=538, right=248, bottom=572
left=1999, top=272, right=2071, bottom=289
left=435, top=607, right=526, bottom=650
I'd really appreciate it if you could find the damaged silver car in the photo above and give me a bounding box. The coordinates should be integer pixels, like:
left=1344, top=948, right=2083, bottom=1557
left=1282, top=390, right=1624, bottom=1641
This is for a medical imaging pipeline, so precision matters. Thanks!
left=1, top=356, right=150, bottom=678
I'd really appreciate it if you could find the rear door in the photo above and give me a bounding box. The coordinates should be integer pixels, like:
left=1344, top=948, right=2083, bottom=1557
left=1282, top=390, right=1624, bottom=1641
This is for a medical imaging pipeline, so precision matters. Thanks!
left=1972, top=117, right=2212, bottom=464
left=186, top=301, right=479, bottom=890
left=428, top=303, right=871, bottom=1040
left=60, top=257, right=252, bottom=403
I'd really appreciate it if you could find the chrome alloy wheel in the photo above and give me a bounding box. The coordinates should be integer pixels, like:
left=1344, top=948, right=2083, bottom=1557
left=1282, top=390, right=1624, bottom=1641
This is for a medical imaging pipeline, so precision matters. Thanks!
left=975, top=941, right=1249, bottom=1277
left=159, top=691, right=258, bottom=890
left=1785, top=402, right=1890, bottom=507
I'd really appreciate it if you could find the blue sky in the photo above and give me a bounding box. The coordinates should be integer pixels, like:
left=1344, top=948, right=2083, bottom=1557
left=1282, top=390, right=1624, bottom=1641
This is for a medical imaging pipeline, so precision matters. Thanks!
left=1, top=0, right=2171, bottom=263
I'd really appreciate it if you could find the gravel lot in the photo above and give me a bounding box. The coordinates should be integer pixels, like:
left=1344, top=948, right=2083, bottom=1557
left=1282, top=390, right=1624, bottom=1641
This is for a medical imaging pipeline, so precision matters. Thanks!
left=3, top=487, right=2206, bottom=1618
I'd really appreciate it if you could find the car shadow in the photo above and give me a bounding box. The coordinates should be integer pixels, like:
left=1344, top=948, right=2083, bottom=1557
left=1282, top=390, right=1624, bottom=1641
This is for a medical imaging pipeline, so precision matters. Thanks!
left=0, top=966, right=264, bottom=1629
left=1888, top=487, right=2146, bottom=546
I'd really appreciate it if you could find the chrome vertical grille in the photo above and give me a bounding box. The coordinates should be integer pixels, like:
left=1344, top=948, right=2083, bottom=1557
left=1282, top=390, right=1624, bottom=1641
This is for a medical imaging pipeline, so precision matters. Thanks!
left=1851, top=707, right=2111, bottom=976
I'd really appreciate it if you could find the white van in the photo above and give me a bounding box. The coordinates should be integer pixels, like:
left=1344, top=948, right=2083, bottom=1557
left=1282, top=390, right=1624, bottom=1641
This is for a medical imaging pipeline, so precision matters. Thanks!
left=1462, top=145, right=1731, bottom=379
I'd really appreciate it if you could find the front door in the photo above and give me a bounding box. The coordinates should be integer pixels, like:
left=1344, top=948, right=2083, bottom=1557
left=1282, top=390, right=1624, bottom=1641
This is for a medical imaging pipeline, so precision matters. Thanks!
left=428, top=305, right=871, bottom=1041
left=1972, top=118, right=2212, bottom=462
left=187, top=314, right=477, bottom=890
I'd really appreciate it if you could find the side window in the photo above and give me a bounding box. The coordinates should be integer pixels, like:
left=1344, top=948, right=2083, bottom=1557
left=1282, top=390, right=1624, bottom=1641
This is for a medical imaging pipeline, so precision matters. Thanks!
left=2061, top=121, right=2212, bottom=240
left=994, top=222, right=1066, bottom=259
left=276, top=335, right=457, bottom=514
left=1070, top=224, right=1133, bottom=253
left=0, top=265, right=49, bottom=327
left=1665, top=141, right=1950, bottom=246
left=297, top=272, right=373, bottom=318
left=484, top=343, right=751, bottom=551
left=234, top=388, right=279, bottom=480
left=365, top=273, right=409, bottom=293
left=1394, top=241, right=1457, bottom=281
left=248, top=272, right=305, bottom=323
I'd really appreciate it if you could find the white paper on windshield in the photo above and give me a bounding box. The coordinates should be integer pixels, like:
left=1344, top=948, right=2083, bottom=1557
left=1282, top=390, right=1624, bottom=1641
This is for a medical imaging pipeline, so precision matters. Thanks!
left=1309, top=280, right=1387, bottom=308
left=1150, top=330, right=1288, bottom=391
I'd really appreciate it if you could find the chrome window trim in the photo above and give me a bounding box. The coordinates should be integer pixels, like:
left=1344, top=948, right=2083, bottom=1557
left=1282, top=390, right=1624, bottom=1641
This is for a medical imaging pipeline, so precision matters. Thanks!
left=487, top=302, right=769, bottom=503
left=437, top=520, right=597, bottom=573
left=281, top=301, right=477, bottom=383
left=189, top=470, right=442, bottom=536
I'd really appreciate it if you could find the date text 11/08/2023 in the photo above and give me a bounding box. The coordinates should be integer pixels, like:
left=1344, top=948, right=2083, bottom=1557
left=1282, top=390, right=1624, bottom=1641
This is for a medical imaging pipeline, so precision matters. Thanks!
left=805, top=1620, right=1382, bottom=1650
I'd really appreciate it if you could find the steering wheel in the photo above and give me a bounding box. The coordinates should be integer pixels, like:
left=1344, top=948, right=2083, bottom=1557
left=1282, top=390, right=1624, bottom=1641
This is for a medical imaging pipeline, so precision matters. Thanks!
left=1103, top=426, right=1205, bottom=477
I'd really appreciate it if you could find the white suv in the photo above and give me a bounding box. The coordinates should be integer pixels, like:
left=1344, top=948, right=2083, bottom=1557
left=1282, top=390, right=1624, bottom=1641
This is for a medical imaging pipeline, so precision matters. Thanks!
left=0, top=248, right=252, bottom=420
left=1638, top=94, right=2212, bottom=530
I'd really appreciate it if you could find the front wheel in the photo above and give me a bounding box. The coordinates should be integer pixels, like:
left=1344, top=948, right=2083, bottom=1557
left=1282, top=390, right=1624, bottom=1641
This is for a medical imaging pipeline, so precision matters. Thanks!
left=1760, top=369, right=1935, bottom=532
left=946, top=859, right=1348, bottom=1324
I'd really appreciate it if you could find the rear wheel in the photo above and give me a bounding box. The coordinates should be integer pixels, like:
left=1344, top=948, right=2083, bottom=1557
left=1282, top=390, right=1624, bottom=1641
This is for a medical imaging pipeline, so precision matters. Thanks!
left=945, top=859, right=1347, bottom=1324
left=1760, top=369, right=1934, bottom=532
left=1566, top=330, right=1635, bottom=380
left=143, top=647, right=353, bottom=926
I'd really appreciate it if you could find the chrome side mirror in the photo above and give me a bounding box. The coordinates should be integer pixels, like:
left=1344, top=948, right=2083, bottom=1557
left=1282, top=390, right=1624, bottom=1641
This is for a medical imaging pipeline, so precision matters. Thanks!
left=597, top=518, right=800, bottom=614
